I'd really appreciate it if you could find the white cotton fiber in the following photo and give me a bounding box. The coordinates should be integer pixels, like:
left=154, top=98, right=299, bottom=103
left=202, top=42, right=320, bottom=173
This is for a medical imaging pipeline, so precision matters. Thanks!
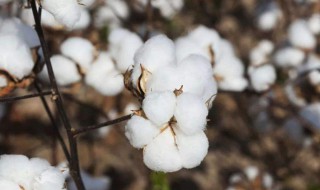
left=41, top=0, right=81, bottom=28
left=143, top=128, right=182, bottom=172
left=0, top=76, right=7, bottom=88
left=125, top=115, right=160, bottom=148
left=60, top=37, right=95, bottom=72
left=257, top=3, right=282, bottom=31
left=79, top=0, right=96, bottom=7
left=274, top=47, right=305, bottom=68
left=174, top=93, right=208, bottom=135
left=308, top=14, right=320, bottom=34
left=201, top=78, right=217, bottom=107
left=244, top=166, right=259, bottom=181
left=250, top=40, right=274, bottom=66
left=33, top=168, right=65, bottom=190
left=0, top=178, right=20, bottom=189
left=132, top=35, right=176, bottom=87
left=249, top=64, right=276, bottom=92
left=175, top=37, right=208, bottom=63
left=142, top=91, right=176, bottom=126
left=297, top=54, right=320, bottom=73
left=288, top=19, right=316, bottom=49
left=308, top=70, right=320, bottom=85
left=41, top=55, right=81, bottom=86
left=0, top=34, right=34, bottom=80
left=175, top=130, right=209, bottom=168
left=71, top=8, right=91, bottom=30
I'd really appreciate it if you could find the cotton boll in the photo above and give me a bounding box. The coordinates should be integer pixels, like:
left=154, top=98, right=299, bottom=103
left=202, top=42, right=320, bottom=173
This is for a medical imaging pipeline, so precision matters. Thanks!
left=249, top=64, right=276, bottom=92
left=308, top=14, right=320, bottom=34
left=79, top=0, right=96, bottom=7
left=71, top=8, right=91, bottom=30
left=96, top=70, right=124, bottom=96
left=146, top=65, right=181, bottom=93
left=175, top=37, right=208, bottom=63
left=29, top=158, right=51, bottom=175
left=297, top=54, right=320, bottom=73
left=33, top=168, right=65, bottom=190
left=132, top=35, right=176, bottom=87
left=0, top=178, right=20, bottom=189
left=0, top=34, right=34, bottom=80
left=274, top=47, right=305, bottom=68
left=0, top=17, right=40, bottom=48
left=41, top=0, right=81, bottom=28
left=0, top=75, right=7, bottom=88
left=106, top=0, right=129, bottom=19
left=153, top=0, right=184, bottom=18
left=175, top=93, right=208, bottom=135
left=125, top=115, right=160, bottom=148
left=257, top=4, right=282, bottom=31
left=220, top=39, right=236, bottom=56
left=175, top=130, right=209, bottom=168
left=40, top=55, right=81, bottom=86
left=258, top=40, right=274, bottom=55
left=201, top=78, right=217, bottom=107
left=60, top=37, right=95, bottom=72
left=244, top=166, right=259, bottom=181
left=263, top=173, right=273, bottom=189
left=143, top=128, right=182, bottom=172
left=250, top=40, right=274, bottom=66
left=142, top=91, right=176, bottom=126
left=288, top=19, right=316, bottom=49
left=308, top=70, right=320, bottom=85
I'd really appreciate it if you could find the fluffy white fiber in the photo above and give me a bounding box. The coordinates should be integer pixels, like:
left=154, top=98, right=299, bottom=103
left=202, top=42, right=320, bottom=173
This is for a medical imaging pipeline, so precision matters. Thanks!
left=71, top=8, right=91, bottom=30
left=142, top=91, right=176, bottom=126
left=250, top=40, right=274, bottom=66
left=308, top=14, right=320, bottom=34
left=0, top=34, right=34, bottom=80
left=0, top=75, right=7, bottom=88
left=288, top=19, right=316, bottom=49
left=274, top=47, right=305, bottom=68
left=41, top=0, right=81, bottom=28
left=0, top=154, right=65, bottom=190
left=40, top=55, right=81, bottom=86
left=257, top=3, right=282, bottom=31
left=308, top=70, right=320, bottom=85
left=249, top=64, right=276, bottom=92
left=60, top=37, right=95, bottom=72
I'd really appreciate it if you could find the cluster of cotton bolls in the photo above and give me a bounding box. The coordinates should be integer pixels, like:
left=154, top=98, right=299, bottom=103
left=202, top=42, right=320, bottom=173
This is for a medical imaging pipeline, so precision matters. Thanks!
left=176, top=25, right=248, bottom=92
left=226, top=166, right=274, bottom=190
left=0, top=154, right=66, bottom=190
left=124, top=34, right=217, bottom=172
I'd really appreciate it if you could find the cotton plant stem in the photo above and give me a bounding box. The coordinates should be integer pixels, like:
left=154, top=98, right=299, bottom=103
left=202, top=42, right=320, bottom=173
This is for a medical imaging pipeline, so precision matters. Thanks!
left=34, top=81, right=71, bottom=162
left=0, top=90, right=51, bottom=102
left=72, top=114, right=132, bottom=137
left=30, top=1, right=85, bottom=189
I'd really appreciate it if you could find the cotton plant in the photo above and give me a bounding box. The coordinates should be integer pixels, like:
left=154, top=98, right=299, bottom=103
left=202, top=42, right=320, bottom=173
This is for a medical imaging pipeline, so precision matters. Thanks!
left=176, top=25, right=247, bottom=91
left=135, top=0, right=184, bottom=19
left=123, top=35, right=216, bottom=172
left=0, top=154, right=66, bottom=190
left=94, top=0, right=129, bottom=29
left=256, top=2, right=282, bottom=31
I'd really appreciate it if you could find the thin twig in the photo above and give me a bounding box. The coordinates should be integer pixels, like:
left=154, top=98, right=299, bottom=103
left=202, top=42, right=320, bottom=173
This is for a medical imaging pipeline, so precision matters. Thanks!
left=73, top=114, right=132, bottom=137
left=30, top=1, right=85, bottom=189
left=0, top=91, right=51, bottom=103
left=34, top=81, right=71, bottom=162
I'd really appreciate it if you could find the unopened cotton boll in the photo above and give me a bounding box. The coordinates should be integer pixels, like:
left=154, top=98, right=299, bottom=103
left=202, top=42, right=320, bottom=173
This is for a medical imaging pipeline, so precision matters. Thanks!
left=132, top=35, right=176, bottom=86
left=143, top=128, right=182, bottom=172
left=175, top=130, right=209, bottom=168
left=249, top=64, right=276, bottom=92
left=308, top=70, right=320, bottom=85
left=142, top=91, right=176, bottom=126
left=40, top=55, right=81, bottom=86
left=60, top=37, right=95, bottom=72
left=41, top=0, right=81, bottom=28
left=288, top=19, right=316, bottom=49
left=0, top=34, right=34, bottom=80
left=274, top=47, right=305, bottom=68
left=125, top=115, right=160, bottom=148
left=109, top=28, right=143, bottom=72
left=308, top=14, right=320, bottom=34
left=85, top=52, right=124, bottom=96
left=175, top=93, right=208, bottom=135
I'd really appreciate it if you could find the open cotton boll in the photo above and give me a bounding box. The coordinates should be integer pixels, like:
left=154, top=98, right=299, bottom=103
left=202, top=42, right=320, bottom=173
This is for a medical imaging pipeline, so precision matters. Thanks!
left=201, top=78, right=217, bottom=107
left=143, top=128, right=182, bottom=172
left=0, top=34, right=34, bottom=80
left=249, top=64, right=276, bottom=92
left=132, top=35, right=176, bottom=86
left=71, top=8, right=91, bottom=30
left=308, top=14, right=320, bottom=34
left=257, top=3, right=282, bottom=31
left=146, top=65, right=181, bottom=93
left=288, top=19, right=316, bottom=49
left=142, top=91, right=176, bottom=126
left=125, top=115, right=160, bottom=148
left=29, top=158, right=51, bottom=176
left=153, top=0, right=184, bottom=18
left=60, top=37, right=95, bottom=72
left=220, top=39, right=236, bottom=56
left=175, top=37, right=208, bottom=63
left=21, top=7, right=63, bottom=29
left=41, top=0, right=81, bottom=28
left=250, top=40, right=274, bottom=66
left=109, top=29, right=143, bottom=72
left=218, top=77, right=248, bottom=92
left=175, top=130, right=209, bottom=168
left=33, top=168, right=65, bottom=190
left=0, top=17, right=40, bottom=48
left=0, top=178, right=20, bottom=189
left=40, top=55, right=81, bottom=86
left=274, top=47, right=305, bottom=68
left=0, top=75, right=7, bottom=88
left=308, top=70, right=320, bottom=85
left=244, top=166, right=259, bottom=181
left=175, top=93, right=208, bottom=135
left=297, top=54, right=320, bottom=73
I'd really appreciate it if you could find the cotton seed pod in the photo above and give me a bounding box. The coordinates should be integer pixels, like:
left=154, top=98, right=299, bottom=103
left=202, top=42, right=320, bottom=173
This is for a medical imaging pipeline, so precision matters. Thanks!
left=125, top=115, right=160, bottom=148
left=174, top=93, right=208, bottom=135
left=248, top=64, right=276, bottom=92
left=143, top=128, right=182, bottom=172
left=175, top=129, right=209, bottom=168
left=142, top=91, right=176, bottom=126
